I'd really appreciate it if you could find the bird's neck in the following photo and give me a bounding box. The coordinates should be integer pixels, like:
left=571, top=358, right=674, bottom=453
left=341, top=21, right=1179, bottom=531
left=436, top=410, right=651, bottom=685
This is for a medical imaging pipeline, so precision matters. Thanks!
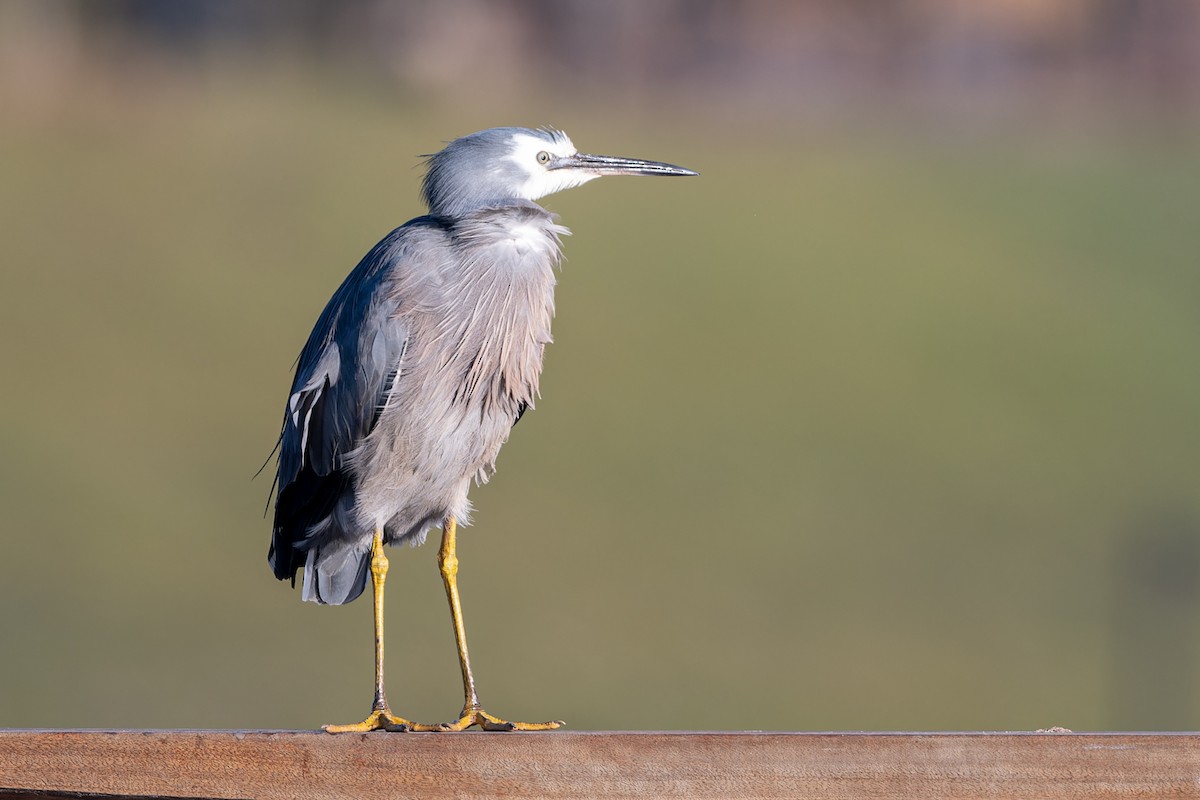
left=450, top=204, right=569, bottom=267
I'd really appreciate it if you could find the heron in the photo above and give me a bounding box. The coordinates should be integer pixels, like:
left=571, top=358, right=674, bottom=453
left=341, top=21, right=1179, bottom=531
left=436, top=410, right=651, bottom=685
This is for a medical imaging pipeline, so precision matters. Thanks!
left=269, top=126, right=697, bottom=732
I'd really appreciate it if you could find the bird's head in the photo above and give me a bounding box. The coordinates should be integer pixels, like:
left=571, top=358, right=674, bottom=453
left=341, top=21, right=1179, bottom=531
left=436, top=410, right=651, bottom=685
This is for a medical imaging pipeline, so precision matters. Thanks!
left=421, top=127, right=697, bottom=218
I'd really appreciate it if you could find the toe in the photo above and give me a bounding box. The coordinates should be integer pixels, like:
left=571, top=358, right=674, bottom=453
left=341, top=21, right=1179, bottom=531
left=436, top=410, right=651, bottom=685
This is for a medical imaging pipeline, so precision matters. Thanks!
left=479, top=717, right=518, bottom=732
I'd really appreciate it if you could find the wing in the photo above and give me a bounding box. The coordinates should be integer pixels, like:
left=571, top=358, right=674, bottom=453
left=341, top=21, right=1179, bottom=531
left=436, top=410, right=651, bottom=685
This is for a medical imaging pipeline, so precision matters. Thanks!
left=268, top=220, right=433, bottom=582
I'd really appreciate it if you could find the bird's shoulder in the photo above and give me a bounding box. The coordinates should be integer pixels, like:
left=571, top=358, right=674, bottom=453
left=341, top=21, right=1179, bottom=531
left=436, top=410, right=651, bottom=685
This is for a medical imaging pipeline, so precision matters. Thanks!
left=359, top=214, right=456, bottom=279
left=276, top=217, right=450, bottom=484
left=301, top=216, right=453, bottom=342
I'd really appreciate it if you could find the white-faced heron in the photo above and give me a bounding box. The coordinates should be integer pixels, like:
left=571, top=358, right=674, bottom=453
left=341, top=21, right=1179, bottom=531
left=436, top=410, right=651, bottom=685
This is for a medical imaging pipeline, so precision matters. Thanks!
left=270, top=126, right=697, bottom=732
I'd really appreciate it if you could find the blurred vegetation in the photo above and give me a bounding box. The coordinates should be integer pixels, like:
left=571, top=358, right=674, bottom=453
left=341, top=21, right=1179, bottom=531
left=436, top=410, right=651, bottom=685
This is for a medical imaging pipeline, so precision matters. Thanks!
left=1, top=2, right=1199, bottom=733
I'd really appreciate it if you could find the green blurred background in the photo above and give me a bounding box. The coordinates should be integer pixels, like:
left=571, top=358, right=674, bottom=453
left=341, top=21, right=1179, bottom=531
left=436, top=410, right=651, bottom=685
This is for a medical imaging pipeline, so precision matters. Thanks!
left=1, top=0, right=1199, bottom=732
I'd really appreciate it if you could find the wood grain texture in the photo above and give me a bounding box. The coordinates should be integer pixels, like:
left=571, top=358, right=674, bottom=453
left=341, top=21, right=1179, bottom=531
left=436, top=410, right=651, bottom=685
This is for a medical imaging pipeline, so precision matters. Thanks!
left=2, top=730, right=1199, bottom=800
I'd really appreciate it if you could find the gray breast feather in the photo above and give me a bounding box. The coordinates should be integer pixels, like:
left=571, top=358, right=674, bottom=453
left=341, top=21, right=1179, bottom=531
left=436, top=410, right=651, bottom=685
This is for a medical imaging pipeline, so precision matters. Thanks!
left=271, top=206, right=564, bottom=605
left=348, top=205, right=563, bottom=501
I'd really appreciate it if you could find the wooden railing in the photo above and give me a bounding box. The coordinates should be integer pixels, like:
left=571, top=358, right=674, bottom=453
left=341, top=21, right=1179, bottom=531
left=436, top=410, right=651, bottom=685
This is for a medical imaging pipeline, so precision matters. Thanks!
left=2, top=730, right=1198, bottom=799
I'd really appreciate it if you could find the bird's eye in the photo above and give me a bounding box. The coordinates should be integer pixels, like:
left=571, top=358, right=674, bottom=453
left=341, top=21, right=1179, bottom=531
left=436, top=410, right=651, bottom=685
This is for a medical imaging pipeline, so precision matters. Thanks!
left=536, top=151, right=552, bottom=165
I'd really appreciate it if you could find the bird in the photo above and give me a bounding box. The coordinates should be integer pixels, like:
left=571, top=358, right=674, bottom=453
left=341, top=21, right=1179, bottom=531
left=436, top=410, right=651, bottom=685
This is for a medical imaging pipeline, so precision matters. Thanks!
left=269, top=126, right=697, bottom=732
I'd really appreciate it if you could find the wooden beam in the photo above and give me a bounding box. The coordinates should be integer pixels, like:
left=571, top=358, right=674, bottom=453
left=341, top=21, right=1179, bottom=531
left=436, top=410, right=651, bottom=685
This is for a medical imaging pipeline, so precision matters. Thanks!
left=2, top=730, right=1198, bottom=800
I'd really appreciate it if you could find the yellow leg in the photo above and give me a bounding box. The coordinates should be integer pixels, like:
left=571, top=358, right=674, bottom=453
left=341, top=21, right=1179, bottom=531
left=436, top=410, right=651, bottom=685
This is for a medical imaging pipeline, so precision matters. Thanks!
left=431, top=516, right=563, bottom=732
left=323, top=528, right=421, bottom=733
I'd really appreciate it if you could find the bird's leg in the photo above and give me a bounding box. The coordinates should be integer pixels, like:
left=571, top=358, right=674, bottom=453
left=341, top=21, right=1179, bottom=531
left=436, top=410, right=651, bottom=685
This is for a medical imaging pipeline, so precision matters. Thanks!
left=323, top=528, right=420, bottom=733
left=431, top=516, right=563, bottom=732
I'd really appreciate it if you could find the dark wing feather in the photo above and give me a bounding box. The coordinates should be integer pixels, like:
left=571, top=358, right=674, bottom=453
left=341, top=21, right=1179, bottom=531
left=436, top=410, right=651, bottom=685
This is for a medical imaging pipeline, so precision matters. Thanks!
left=269, top=219, right=437, bottom=582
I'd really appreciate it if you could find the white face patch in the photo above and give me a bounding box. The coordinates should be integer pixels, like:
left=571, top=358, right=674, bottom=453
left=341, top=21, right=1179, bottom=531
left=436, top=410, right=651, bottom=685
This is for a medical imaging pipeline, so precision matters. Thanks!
left=509, top=131, right=601, bottom=201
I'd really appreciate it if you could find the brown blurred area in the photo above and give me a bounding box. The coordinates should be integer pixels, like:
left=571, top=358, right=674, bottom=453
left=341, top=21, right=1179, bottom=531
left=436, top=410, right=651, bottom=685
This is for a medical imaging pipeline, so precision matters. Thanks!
left=4, top=0, right=1200, bottom=129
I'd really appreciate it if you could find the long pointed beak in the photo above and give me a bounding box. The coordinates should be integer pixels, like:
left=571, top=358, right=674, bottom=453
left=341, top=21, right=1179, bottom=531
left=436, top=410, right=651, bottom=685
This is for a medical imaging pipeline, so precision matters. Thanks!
left=550, top=152, right=698, bottom=177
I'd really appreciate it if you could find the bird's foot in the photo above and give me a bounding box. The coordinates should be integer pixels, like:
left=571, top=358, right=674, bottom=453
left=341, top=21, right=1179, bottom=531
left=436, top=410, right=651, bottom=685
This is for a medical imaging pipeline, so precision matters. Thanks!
left=323, top=706, right=419, bottom=733
left=432, top=705, right=564, bottom=732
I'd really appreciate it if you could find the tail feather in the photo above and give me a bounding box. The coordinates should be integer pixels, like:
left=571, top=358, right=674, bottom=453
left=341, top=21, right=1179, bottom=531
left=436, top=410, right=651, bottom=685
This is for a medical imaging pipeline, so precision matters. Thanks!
left=301, top=545, right=371, bottom=605
left=270, top=467, right=351, bottom=582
